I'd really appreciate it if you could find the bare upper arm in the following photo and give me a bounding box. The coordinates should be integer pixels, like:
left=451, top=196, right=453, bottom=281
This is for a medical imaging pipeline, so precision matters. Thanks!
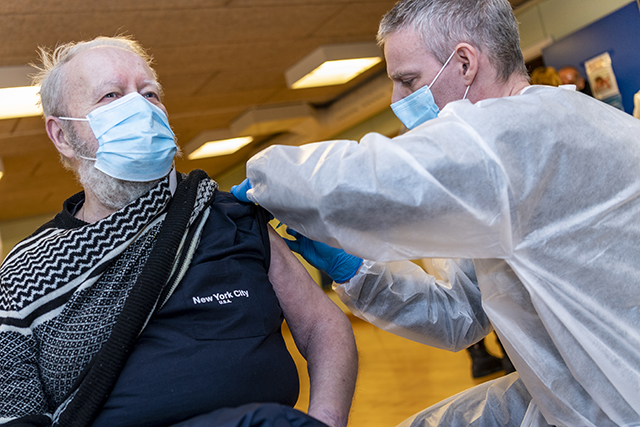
left=266, top=226, right=346, bottom=354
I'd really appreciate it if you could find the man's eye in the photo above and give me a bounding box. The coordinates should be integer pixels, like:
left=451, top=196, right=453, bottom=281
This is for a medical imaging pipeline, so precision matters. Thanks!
left=401, top=79, right=414, bottom=88
left=104, top=93, right=117, bottom=99
left=143, top=92, right=159, bottom=99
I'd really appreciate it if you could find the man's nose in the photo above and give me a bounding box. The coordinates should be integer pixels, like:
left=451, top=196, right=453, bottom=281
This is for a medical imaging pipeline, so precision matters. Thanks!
left=391, top=86, right=403, bottom=104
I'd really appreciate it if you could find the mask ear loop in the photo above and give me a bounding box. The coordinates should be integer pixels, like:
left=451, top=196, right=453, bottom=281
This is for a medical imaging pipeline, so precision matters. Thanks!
left=57, top=116, right=97, bottom=161
left=429, top=50, right=457, bottom=88
left=77, top=155, right=97, bottom=161
left=58, top=117, right=89, bottom=121
left=463, top=85, right=470, bottom=100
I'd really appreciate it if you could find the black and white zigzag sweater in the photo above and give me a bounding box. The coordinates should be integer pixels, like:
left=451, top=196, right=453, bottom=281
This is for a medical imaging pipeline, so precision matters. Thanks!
left=0, top=171, right=214, bottom=426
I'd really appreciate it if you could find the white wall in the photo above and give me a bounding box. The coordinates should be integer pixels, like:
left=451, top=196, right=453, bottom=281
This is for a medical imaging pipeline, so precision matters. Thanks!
left=516, top=0, right=633, bottom=60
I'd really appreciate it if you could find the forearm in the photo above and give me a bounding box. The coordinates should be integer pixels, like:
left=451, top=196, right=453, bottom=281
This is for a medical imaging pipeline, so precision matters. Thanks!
left=335, top=259, right=492, bottom=352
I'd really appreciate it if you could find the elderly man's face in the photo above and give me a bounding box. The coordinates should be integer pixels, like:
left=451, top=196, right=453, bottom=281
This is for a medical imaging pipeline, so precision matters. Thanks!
left=384, top=27, right=464, bottom=109
left=62, top=46, right=167, bottom=154
left=60, top=46, right=170, bottom=210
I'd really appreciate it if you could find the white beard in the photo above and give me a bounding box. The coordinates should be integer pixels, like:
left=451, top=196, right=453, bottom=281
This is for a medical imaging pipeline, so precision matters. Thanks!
left=67, top=128, right=162, bottom=211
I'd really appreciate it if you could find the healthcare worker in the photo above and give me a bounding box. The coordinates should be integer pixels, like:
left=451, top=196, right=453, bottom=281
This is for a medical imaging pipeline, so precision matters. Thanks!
left=231, top=0, right=640, bottom=425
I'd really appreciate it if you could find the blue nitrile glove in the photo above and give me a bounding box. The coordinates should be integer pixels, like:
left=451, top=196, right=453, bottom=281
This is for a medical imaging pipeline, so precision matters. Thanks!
left=230, top=178, right=252, bottom=202
left=285, top=229, right=363, bottom=283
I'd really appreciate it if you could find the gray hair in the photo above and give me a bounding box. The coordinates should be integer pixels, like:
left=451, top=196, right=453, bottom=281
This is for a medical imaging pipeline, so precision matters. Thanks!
left=31, top=35, right=157, bottom=118
left=377, top=0, right=528, bottom=82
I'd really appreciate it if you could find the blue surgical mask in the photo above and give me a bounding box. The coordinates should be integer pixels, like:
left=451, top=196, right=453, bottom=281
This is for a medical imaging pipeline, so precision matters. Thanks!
left=391, top=50, right=468, bottom=129
left=59, top=92, right=177, bottom=182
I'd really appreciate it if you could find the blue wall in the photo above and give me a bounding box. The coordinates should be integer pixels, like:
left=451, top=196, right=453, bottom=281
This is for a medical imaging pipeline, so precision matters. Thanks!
left=542, top=2, right=640, bottom=114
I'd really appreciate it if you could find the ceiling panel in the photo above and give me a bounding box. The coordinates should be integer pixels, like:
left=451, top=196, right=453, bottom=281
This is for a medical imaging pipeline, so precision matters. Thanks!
left=0, top=1, right=230, bottom=14
left=10, top=116, right=43, bottom=133
left=164, top=88, right=278, bottom=115
left=0, top=119, right=18, bottom=135
left=197, top=69, right=285, bottom=96
left=0, top=133, right=50, bottom=157
left=312, top=2, right=397, bottom=37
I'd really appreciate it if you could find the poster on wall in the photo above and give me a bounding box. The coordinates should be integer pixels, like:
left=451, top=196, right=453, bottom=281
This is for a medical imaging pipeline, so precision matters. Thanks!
left=584, top=52, right=623, bottom=110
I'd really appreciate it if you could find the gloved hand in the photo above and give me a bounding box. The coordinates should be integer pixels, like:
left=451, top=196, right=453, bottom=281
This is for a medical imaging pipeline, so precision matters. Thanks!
left=230, top=178, right=252, bottom=202
left=285, top=229, right=363, bottom=283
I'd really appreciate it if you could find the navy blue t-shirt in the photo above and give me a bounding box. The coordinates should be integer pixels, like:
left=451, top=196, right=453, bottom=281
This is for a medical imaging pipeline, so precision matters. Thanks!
left=92, top=191, right=300, bottom=427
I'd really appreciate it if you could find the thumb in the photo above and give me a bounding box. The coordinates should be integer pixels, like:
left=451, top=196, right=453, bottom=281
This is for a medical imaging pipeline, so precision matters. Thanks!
left=285, top=227, right=300, bottom=238
left=230, top=178, right=252, bottom=202
left=285, top=237, right=301, bottom=253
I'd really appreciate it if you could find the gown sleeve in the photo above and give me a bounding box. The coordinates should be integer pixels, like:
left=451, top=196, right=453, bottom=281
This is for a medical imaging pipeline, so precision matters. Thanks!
left=334, top=258, right=492, bottom=352
left=246, top=115, right=512, bottom=262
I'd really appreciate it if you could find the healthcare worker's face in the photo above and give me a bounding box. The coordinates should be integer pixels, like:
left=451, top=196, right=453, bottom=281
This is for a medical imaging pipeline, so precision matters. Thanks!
left=385, top=27, right=462, bottom=107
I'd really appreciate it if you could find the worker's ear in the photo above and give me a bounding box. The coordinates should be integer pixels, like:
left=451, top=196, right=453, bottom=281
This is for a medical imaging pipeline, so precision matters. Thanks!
left=454, top=43, right=478, bottom=88
left=46, top=116, right=75, bottom=160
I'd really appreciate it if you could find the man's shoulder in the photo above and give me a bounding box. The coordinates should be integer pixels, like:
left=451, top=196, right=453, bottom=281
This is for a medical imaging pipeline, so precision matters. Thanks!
left=453, top=85, right=621, bottom=125
left=212, top=190, right=267, bottom=219
left=213, top=189, right=259, bottom=212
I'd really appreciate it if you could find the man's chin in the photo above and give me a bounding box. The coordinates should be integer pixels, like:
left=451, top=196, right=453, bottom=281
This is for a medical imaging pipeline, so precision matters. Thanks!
left=77, top=163, right=161, bottom=211
left=97, top=181, right=157, bottom=211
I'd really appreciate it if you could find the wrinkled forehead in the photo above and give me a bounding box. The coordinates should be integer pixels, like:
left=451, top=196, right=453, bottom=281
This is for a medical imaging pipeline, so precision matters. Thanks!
left=61, top=46, right=157, bottom=101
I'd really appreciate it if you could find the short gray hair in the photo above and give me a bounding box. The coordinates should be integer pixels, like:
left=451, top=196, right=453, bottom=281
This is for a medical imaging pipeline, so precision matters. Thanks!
left=31, top=35, right=157, bottom=118
left=377, top=0, right=528, bottom=82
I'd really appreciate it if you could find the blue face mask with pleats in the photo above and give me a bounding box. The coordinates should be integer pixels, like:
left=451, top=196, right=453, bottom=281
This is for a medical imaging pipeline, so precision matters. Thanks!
left=59, top=92, right=177, bottom=182
left=391, top=50, right=468, bottom=129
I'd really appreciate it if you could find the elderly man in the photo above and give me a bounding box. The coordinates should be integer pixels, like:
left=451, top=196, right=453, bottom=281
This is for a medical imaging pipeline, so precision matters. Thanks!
left=0, top=37, right=357, bottom=427
left=231, top=0, right=640, bottom=425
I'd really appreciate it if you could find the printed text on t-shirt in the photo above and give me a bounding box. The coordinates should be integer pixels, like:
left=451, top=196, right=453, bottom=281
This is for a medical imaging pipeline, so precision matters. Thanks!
left=192, top=290, right=250, bottom=305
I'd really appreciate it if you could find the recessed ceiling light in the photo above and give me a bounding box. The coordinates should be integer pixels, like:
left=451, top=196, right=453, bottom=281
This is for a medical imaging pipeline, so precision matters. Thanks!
left=0, top=85, right=42, bottom=120
left=286, top=42, right=383, bottom=89
left=187, top=136, right=254, bottom=160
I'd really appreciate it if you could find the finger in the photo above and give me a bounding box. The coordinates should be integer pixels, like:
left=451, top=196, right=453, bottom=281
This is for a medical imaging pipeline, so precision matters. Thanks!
left=285, top=237, right=301, bottom=253
left=230, top=178, right=252, bottom=202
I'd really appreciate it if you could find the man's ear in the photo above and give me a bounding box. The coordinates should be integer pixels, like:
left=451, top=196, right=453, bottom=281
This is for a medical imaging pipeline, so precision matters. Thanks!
left=454, top=43, right=478, bottom=88
left=45, top=116, right=75, bottom=160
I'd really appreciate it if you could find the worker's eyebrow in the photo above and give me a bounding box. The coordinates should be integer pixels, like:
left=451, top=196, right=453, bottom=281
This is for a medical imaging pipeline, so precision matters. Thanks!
left=389, top=71, right=419, bottom=81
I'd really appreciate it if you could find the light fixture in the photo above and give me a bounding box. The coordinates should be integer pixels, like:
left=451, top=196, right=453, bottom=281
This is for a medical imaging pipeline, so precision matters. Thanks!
left=184, top=129, right=253, bottom=160
left=285, top=42, right=383, bottom=89
left=0, top=86, right=42, bottom=120
left=230, top=103, right=315, bottom=136
left=188, top=137, right=253, bottom=159
left=185, top=104, right=316, bottom=160
left=0, top=65, right=42, bottom=120
left=0, top=157, right=4, bottom=181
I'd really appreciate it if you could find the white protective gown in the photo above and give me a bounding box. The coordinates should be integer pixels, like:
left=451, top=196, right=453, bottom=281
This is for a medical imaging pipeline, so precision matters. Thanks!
left=245, top=86, right=640, bottom=426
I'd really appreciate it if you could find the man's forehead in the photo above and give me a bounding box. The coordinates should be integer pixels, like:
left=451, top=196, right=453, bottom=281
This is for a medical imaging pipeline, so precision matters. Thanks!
left=67, top=46, right=152, bottom=77
left=59, top=45, right=159, bottom=112
left=65, top=46, right=156, bottom=86
left=385, top=30, right=437, bottom=77
left=71, top=45, right=134, bottom=64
